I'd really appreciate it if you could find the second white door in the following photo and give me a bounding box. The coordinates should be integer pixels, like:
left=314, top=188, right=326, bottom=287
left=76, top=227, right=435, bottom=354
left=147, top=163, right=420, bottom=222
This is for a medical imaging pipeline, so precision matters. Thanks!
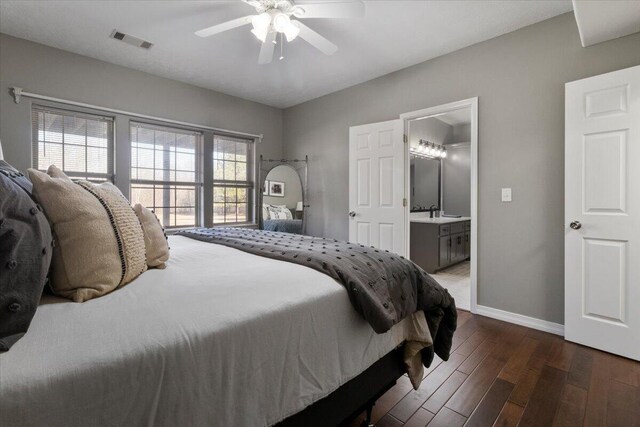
left=348, top=119, right=406, bottom=256
left=565, top=65, right=640, bottom=361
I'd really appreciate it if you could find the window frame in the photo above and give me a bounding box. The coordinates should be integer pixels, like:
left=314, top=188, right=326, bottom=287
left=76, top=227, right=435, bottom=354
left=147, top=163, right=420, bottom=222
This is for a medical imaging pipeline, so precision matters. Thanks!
left=29, top=100, right=259, bottom=230
left=210, top=133, right=256, bottom=227
left=129, top=121, right=204, bottom=229
left=31, top=104, right=115, bottom=182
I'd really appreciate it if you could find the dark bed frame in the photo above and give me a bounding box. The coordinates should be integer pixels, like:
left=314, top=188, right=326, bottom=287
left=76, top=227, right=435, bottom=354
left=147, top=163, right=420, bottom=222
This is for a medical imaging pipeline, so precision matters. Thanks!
left=275, top=347, right=405, bottom=427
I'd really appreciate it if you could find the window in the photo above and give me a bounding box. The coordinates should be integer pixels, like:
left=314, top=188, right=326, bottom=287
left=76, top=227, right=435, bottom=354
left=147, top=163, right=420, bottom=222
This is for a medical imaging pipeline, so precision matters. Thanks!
left=129, top=122, right=202, bottom=228
left=213, top=135, right=254, bottom=224
left=32, top=106, right=114, bottom=181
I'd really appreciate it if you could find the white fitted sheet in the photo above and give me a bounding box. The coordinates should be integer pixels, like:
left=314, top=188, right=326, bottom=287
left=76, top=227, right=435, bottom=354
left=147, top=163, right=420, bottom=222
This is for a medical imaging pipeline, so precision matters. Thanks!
left=0, top=236, right=426, bottom=426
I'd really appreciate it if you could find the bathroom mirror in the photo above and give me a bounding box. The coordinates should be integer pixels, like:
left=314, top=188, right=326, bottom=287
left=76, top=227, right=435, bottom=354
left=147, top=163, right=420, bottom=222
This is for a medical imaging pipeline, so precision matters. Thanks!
left=410, top=157, right=441, bottom=212
left=261, top=164, right=305, bottom=234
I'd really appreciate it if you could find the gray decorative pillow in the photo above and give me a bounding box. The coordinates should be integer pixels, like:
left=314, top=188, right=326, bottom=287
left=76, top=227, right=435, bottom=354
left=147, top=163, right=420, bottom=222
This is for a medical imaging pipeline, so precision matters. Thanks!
left=0, top=160, right=53, bottom=351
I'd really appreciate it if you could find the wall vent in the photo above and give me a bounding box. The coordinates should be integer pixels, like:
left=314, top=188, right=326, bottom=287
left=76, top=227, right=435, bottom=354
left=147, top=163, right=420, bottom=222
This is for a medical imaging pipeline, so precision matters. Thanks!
left=109, top=29, right=153, bottom=50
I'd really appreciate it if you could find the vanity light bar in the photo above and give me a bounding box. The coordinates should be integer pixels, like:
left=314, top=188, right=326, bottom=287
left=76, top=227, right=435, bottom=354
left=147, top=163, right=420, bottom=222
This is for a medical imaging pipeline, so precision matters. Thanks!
left=410, top=139, right=447, bottom=159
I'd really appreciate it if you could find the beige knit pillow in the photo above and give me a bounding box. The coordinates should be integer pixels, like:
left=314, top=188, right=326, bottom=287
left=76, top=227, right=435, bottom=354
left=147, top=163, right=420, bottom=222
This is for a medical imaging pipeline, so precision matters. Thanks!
left=27, top=166, right=147, bottom=302
left=76, top=181, right=147, bottom=283
left=133, top=204, right=170, bottom=269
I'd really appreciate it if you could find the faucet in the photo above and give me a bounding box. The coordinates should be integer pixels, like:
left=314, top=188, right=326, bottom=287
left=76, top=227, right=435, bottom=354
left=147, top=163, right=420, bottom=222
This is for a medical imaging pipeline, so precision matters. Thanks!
left=428, top=205, right=438, bottom=218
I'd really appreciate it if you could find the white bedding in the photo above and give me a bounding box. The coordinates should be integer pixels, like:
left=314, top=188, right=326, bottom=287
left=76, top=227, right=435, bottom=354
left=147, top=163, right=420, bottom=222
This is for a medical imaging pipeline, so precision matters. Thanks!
left=0, top=236, right=426, bottom=427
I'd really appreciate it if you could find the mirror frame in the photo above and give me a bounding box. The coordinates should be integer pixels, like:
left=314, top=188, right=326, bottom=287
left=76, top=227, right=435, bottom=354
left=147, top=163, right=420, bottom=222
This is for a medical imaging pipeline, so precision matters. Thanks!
left=258, top=158, right=308, bottom=234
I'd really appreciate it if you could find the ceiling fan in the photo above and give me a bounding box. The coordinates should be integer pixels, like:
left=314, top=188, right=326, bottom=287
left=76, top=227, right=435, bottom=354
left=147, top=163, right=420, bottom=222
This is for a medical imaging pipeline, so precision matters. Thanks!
left=195, top=0, right=364, bottom=64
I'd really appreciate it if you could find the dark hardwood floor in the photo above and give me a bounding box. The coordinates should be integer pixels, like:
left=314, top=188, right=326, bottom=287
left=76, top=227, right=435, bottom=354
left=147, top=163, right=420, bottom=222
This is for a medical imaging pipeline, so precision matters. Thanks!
left=351, top=311, right=640, bottom=427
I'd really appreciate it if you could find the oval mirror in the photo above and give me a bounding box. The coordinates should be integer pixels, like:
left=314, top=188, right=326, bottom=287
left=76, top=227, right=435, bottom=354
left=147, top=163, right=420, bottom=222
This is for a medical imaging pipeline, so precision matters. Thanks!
left=261, top=164, right=304, bottom=234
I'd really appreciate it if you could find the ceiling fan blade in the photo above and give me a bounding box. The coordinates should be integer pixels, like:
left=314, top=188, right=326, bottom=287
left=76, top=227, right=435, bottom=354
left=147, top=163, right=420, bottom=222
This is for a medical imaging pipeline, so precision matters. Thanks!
left=195, top=15, right=253, bottom=38
left=294, top=21, right=338, bottom=56
left=258, top=32, right=277, bottom=64
left=293, top=1, right=364, bottom=19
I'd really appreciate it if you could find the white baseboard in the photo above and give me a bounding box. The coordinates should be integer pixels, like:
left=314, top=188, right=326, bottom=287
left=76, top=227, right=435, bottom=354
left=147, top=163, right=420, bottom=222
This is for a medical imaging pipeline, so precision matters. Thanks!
left=475, top=305, right=565, bottom=336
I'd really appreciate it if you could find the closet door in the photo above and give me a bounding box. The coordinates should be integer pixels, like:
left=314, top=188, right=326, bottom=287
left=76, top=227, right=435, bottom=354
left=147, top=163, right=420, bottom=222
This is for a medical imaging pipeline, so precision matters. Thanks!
left=565, top=65, right=640, bottom=361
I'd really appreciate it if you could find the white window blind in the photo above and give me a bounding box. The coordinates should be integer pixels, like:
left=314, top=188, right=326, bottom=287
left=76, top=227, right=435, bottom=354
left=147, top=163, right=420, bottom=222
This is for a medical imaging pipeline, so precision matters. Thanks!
left=129, top=122, right=203, bottom=228
left=213, top=134, right=254, bottom=225
left=32, top=106, right=114, bottom=181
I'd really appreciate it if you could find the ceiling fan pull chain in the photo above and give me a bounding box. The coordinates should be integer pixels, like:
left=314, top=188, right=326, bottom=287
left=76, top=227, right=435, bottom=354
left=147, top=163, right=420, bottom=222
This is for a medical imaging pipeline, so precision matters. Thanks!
left=279, top=32, right=284, bottom=60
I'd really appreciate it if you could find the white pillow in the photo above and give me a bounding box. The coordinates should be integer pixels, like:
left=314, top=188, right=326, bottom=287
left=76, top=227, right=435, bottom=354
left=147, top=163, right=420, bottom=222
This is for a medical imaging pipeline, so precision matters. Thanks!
left=262, top=204, right=271, bottom=221
left=268, top=205, right=293, bottom=220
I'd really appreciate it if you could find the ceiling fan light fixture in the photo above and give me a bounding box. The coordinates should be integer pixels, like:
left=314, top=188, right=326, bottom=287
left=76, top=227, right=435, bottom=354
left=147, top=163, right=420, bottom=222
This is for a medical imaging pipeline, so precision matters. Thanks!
left=270, top=11, right=299, bottom=42
left=251, top=27, right=269, bottom=42
left=251, top=12, right=271, bottom=42
left=272, top=12, right=291, bottom=33
left=283, top=19, right=300, bottom=42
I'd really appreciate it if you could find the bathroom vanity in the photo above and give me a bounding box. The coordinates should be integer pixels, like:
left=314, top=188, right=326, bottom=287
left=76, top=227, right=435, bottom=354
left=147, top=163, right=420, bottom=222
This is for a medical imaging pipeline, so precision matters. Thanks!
left=410, top=214, right=471, bottom=273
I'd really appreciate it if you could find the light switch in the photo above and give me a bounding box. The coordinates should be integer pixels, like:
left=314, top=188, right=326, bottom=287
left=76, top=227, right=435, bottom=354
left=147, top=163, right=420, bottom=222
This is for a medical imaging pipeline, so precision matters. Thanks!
left=501, top=188, right=512, bottom=202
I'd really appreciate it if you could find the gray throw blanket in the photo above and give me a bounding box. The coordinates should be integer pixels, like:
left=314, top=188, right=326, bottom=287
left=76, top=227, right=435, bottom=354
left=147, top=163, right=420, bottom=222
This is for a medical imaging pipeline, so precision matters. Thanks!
left=178, top=228, right=457, bottom=364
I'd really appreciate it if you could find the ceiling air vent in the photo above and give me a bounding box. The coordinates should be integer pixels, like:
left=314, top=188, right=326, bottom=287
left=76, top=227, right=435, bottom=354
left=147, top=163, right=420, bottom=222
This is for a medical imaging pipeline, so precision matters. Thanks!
left=109, top=29, right=153, bottom=50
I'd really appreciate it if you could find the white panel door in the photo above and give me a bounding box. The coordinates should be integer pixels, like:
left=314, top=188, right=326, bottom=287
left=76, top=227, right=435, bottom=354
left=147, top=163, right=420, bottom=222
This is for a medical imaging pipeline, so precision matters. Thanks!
left=349, top=120, right=406, bottom=256
left=565, top=65, right=640, bottom=361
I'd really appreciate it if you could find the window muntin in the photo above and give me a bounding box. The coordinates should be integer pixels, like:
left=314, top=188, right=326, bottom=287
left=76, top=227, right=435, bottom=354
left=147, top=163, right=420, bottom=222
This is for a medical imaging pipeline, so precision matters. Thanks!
left=213, top=135, right=253, bottom=225
left=32, top=106, right=114, bottom=181
left=130, top=122, right=202, bottom=228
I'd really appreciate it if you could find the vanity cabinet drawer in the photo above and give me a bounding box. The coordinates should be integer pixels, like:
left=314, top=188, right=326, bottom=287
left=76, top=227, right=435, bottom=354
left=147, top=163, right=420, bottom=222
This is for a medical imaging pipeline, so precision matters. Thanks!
left=465, top=221, right=471, bottom=230
left=450, top=222, right=465, bottom=234
left=439, top=225, right=450, bottom=236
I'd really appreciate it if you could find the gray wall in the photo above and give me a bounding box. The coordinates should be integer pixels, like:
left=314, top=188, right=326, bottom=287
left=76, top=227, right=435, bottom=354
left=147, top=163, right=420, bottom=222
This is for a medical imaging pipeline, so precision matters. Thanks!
left=282, top=13, right=640, bottom=324
left=264, top=165, right=303, bottom=210
left=0, top=33, right=283, bottom=200
left=442, top=143, right=471, bottom=217
left=450, top=123, right=470, bottom=145
left=409, top=117, right=452, bottom=147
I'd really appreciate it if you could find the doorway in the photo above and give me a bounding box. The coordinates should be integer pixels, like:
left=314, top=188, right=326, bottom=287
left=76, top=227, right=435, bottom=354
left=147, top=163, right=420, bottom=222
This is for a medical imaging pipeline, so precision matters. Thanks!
left=400, top=98, right=478, bottom=312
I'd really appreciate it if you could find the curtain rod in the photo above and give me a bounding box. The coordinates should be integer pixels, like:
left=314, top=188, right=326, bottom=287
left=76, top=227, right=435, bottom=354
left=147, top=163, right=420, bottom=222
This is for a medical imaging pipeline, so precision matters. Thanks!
left=260, top=155, right=308, bottom=163
left=10, top=87, right=263, bottom=142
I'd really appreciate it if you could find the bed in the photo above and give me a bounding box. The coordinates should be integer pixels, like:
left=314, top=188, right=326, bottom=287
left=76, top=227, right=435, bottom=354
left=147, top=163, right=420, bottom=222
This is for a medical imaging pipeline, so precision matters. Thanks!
left=263, top=218, right=303, bottom=234
left=0, top=235, right=444, bottom=427
left=262, top=204, right=303, bottom=234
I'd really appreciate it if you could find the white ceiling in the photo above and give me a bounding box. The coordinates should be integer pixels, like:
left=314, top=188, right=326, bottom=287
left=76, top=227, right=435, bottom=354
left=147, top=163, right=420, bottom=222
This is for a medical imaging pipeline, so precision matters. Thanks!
left=0, top=1, right=573, bottom=108
left=572, top=0, right=640, bottom=47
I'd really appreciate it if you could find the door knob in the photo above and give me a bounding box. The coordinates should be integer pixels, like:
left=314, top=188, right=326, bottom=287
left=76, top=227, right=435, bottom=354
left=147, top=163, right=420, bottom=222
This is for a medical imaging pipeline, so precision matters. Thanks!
left=570, top=221, right=582, bottom=230
left=349, top=211, right=356, bottom=218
